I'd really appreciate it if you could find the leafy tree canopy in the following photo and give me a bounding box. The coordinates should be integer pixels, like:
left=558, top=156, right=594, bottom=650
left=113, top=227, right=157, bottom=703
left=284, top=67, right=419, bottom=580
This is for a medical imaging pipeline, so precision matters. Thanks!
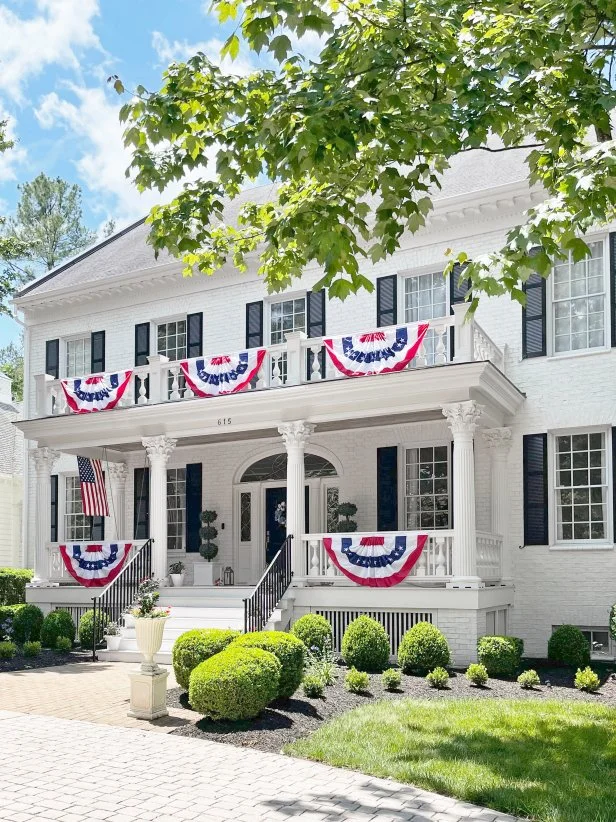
left=0, top=339, right=23, bottom=402
left=0, top=120, right=29, bottom=317
left=120, top=0, right=616, bottom=310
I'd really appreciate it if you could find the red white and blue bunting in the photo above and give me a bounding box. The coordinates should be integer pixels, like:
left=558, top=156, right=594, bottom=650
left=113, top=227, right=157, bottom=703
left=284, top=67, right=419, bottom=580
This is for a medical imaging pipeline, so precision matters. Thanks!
left=180, top=349, right=266, bottom=397
left=61, top=371, right=133, bottom=414
left=323, top=533, right=428, bottom=587
left=324, top=324, right=429, bottom=378
left=59, top=543, right=132, bottom=587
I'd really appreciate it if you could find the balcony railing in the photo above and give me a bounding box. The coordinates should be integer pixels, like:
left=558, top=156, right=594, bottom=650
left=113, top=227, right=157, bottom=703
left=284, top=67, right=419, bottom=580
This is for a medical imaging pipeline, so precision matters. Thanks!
left=47, top=540, right=148, bottom=583
left=33, top=308, right=504, bottom=418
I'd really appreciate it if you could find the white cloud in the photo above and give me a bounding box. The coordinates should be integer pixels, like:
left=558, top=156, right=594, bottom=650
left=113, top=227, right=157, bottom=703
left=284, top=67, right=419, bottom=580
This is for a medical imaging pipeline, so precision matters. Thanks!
left=151, top=31, right=257, bottom=75
left=0, top=113, right=26, bottom=184
left=0, top=0, right=101, bottom=103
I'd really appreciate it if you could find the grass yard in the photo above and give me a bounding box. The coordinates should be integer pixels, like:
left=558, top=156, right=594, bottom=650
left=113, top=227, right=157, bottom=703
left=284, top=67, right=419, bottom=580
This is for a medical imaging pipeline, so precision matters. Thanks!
left=287, top=699, right=616, bottom=822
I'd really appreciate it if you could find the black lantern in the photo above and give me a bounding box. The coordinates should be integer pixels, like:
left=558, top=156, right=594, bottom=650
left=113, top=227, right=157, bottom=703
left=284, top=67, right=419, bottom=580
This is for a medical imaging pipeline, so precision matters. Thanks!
left=223, top=566, right=234, bottom=586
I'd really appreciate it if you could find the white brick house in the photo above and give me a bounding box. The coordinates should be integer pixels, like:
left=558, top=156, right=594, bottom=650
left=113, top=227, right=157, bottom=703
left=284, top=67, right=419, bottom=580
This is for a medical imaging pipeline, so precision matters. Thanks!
left=13, top=147, right=616, bottom=665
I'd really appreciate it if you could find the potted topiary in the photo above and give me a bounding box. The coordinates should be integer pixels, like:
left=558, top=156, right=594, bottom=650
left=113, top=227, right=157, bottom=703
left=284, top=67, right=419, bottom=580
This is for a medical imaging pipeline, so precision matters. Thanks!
left=131, top=578, right=170, bottom=672
left=104, top=621, right=122, bottom=651
left=194, top=509, right=221, bottom=586
left=169, top=561, right=185, bottom=587
left=334, top=502, right=358, bottom=532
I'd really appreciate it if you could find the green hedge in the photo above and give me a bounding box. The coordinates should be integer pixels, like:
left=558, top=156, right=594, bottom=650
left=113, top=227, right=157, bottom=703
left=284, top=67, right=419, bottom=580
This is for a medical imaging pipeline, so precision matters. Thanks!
left=0, top=568, right=33, bottom=605
left=291, top=614, right=333, bottom=652
left=232, top=631, right=305, bottom=697
left=548, top=625, right=590, bottom=668
left=341, top=615, right=390, bottom=672
left=78, top=610, right=108, bottom=650
left=477, top=635, right=524, bottom=677
left=398, top=622, right=451, bottom=673
left=189, top=646, right=281, bottom=720
left=0, top=604, right=44, bottom=643
left=172, top=628, right=240, bottom=690
left=40, top=610, right=76, bottom=648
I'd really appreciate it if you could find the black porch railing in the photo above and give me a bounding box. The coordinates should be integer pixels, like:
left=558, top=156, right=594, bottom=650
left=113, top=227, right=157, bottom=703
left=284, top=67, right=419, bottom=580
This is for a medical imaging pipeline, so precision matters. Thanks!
left=91, top=539, right=153, bottom=660
left=244, top=535, right=293, bottom=633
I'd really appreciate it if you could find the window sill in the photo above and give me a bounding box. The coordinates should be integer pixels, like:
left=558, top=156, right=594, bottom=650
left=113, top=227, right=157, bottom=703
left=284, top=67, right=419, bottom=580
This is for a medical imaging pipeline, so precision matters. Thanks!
left=549, top=543, right=614, bottom=552
left=546, top=347, right=612, bottom=362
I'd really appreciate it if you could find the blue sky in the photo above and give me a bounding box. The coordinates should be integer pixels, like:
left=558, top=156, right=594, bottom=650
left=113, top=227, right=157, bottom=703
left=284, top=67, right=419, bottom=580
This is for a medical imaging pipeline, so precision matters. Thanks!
left=0, top=0, right=262, bottom=347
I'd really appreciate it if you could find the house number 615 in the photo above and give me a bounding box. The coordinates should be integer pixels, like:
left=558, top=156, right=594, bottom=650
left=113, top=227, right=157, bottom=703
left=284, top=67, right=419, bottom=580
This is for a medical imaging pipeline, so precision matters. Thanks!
left=218, top=417, right=232, bottom=426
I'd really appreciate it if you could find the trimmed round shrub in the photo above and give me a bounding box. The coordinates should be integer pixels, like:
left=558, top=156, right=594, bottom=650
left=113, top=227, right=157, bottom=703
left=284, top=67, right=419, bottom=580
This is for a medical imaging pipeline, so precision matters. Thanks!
left=398, top=622, right=450, bottom=673
left=302, top=674, right=325, bottom=698
left=574, top=666, right=601, bottom=693
left=23, top=640, right=42, bottom=657
left=477, top=635, right=524, bottom=677
left=78, top=610, right=108, bottom=650
left=381, top=668, right=402, bottom=691
left=0, top=640, right=16, bottom=659
left=426, top=666, right=449, bottom=689
left=56, top=636, right=72, bottom=652
left=188, top=646, right=281, bottom=720
left=291, top=614, right=333, bottom=652
left=40, top=610, right=76, bottom=648
left=345, top=667, right=370, bottom=693
left=172, top=628, right=240, bottom=690
left=232, top=631, right=305, bottom=698
left=10, top=604, right=44, bottom=643
left=341, top=616, right=390, bottom=672
left=465, top=663, right=489, bottom=687
left=548, top=625, right=590, bottom=668
left=518, top=669, right=541, bottom=689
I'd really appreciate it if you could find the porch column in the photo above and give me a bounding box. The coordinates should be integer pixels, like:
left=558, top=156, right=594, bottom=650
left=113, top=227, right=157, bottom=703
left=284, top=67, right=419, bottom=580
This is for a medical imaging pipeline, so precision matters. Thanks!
left=279, top=421, right=315, bottom=576
left=442, top=401, right=483, bottom=588
left=31, top=447, right=60, bottom=586
left=106, top=463, right=128, bottom=541
left=483, top=427, right=512, bottom=583
left=142, top=436, right=177, bottom=581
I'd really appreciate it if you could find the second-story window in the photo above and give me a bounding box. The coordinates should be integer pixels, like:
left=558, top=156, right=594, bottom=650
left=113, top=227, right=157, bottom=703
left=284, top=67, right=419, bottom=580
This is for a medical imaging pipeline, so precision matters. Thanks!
left=269, top=297, right=306, bottom=382
left=66, top=336, right=91, bottom=377
left=404, top=272, right=448, bottom=365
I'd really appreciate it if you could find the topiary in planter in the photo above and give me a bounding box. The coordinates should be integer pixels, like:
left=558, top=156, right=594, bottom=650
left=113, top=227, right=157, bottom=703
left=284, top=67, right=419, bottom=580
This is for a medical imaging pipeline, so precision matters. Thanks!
left=199, top=510, right=219, bottom=561
left=548, top=625, right=590, bottom=668
left=398, top=622, right=451, bottom=673
left=188, top=646, right=281, bottom=720
left=78, top=609, right=108, bottom=649
left=477, top=635, right=524, bottom=677
left=333, top=502, right=358, bottom=533
left=172, top=628, right=240, bottom=690
left=341, top=615, right=390, bottom=672
left=232, top=631, right=305, bottom=698
left=40, top=610, right=76, bottom=648
left=291, top=614, right=333, bottom=652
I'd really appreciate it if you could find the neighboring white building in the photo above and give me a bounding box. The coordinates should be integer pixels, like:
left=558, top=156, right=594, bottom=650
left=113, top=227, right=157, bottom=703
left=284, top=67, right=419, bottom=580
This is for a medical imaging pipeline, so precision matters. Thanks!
left=13, top=147, right=616, bottom=665
left=0, top=372, right=23, bottom=568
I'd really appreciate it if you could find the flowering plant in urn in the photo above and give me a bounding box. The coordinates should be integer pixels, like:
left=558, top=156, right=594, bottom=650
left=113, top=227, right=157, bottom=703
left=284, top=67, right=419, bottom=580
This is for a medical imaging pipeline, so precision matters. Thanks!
left=131, top=578, right=169, bottom=672
left=131, top=577, right=170, bottom=619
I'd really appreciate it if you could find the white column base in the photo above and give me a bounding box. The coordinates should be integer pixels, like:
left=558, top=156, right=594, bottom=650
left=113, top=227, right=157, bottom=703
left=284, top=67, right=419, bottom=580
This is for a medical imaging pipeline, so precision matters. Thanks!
left=127, top=668, right=169, bottom=720
left=446, top=576, right=485, bottom=590
left=27, top=581, right=59, bottom=589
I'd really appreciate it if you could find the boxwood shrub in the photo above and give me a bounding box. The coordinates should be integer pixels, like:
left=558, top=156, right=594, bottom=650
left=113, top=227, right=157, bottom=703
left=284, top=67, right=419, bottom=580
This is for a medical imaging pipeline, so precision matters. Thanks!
left=78, top=610, right=108, bottom=650
left=40, top=610, right=76, bottom=648
left=232, top=631, right=304, bottom=697
left=398, top=622, right=450, bottom=673
left=0, top=640, right=16, bottom=659
left=188, top=646, right=281, bottom=720
left=0, top=604, right=44, bottom=643
left=341, top=615, right=390, bottom=672
left=291, top=614, right=333, bottom=652
left=0, top=568, right=33, bottom=605
left=172, top=628, right=240, bottom=690
left=548, top=625, right=590, bottom=668
left=23, top=640, right=42, bottom=657
left=477, top=635, right=524, bottom=677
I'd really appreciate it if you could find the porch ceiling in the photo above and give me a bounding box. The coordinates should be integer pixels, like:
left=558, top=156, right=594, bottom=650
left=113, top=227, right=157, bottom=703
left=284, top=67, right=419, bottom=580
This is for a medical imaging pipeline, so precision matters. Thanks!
left=17, top=360, right=525, bottom=457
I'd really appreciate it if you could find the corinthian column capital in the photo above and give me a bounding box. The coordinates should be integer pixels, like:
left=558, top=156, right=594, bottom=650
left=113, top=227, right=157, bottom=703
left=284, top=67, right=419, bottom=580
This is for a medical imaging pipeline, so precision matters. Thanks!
left=482, top=427, right=512, bottom=453
left=107, top=462, right=129, bottom=484
left=142, top=435, right=177, bottom=465
left=31, top=447, right=61, bottom=475
left=442, top=401, right=484, bottom=438
left=278, top=421, right=315, bottom=450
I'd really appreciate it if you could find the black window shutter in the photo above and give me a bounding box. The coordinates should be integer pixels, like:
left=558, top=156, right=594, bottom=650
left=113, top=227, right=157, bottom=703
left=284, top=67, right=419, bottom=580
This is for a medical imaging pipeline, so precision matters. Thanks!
left=185, top=463, right=202, bottom=553
left=134, top=323, right=150, bottom=365
left=449, top=262, right=471, bottom=305
left=91, top=515, right=105, bottom=541
left=377, top=446, right=398, bottom=530
left=91, top=331, right=105, bottom=373
left=522, top=273, right=546, bottom=358
left=449, top=444, right=454, bottom=529
left=50, top=475, right=58, bottom=542
left=187, top=313, right=203, bottom=359
left=133, top=466, right=150, bottom=540
left=45, top=339, right=60, bottom=379
left=523, top=433, right=548, bottom=545
left=610, top=233, right=616, bottom=347
left=376, top=276, right=397, bottom=327
left=307, top=289, right=326, bottom=379
left=246, top=301, right=264, bottom=348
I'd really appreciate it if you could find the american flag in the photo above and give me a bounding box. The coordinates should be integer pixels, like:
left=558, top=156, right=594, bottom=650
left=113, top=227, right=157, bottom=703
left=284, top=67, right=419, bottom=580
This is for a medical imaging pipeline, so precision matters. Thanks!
left=77, top=457, right=109, bottom=517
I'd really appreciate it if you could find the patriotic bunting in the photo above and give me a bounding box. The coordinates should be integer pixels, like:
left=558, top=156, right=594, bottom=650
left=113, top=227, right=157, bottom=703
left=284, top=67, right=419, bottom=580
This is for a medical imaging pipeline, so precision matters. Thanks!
left=59, top=543, right=132, bottom=587
left=61, top=370, right=132, bottom=413
left=324, top=324, right=429, bottom=378
left=323, top=533, right=428, bottom=587
left=180, top=348, right=266, bottom=397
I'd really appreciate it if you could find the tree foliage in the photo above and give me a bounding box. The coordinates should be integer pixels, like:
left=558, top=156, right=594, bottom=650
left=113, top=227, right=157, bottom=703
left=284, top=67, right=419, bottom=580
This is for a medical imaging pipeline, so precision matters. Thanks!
left=121, top=0, right=616, bottom=309
left=0, top=339, right=24, bottom=402
left=0, top=121, right=29, bottom=317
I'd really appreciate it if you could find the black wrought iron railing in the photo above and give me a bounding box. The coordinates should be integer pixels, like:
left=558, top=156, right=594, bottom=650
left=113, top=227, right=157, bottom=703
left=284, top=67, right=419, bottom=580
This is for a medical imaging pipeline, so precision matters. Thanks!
left=91, top=539, right=153, bottom=660
left=244, top=535, right=293, bottom=633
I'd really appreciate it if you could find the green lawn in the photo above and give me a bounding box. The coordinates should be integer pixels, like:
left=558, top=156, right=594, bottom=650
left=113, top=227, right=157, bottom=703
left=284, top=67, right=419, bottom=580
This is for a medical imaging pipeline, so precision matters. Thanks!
left=286, top=699, right=616, bottom=822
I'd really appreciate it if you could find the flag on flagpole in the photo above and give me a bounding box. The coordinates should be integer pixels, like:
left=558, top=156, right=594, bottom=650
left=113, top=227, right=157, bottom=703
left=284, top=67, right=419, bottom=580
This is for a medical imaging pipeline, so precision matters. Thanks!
left=77, top=457, right=109, bottom=517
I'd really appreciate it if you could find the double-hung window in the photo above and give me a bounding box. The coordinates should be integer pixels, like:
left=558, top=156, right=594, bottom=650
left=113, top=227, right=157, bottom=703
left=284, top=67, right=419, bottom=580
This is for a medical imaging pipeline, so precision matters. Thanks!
left=158, top=319, right=187, bottom=394
left=269, top=297, right=306, bottom=382
left=64, top=476, right=91, bottom=541
left=65, top=336, right=91, bottom=378
left=405, top=445, right=450, bottom=530
left=404, top=271, right=448, bottom=365
left=167, top=468, right=186, bottom=551
left=553, top=431, right=608, bottom=543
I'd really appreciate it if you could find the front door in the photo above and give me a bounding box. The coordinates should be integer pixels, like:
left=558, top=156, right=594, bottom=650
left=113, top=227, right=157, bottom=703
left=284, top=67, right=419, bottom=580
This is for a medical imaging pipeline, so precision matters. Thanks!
left=264, top=486, right=310, bottom=566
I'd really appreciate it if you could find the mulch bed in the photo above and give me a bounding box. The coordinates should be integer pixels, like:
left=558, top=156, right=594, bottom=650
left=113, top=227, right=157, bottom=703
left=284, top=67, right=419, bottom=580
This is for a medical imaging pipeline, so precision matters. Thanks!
left=0, top=649, right=91, bottom=673
left=168, top=659, right=616, bottom=754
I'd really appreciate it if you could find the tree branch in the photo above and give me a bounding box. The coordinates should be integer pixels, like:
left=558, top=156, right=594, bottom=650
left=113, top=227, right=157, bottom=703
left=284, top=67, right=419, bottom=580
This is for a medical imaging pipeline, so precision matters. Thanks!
left=460, top=143, right=542, bottom=153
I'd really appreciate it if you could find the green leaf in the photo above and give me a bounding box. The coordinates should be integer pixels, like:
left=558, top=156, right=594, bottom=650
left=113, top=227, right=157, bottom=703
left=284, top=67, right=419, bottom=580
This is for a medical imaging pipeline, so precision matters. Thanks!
left=221, top=33, right=240, bottom=61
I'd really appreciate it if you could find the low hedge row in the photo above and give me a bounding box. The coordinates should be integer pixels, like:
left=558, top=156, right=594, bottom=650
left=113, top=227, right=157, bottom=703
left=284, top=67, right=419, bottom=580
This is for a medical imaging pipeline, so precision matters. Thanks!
left=0, top=568, right=33, bottom=606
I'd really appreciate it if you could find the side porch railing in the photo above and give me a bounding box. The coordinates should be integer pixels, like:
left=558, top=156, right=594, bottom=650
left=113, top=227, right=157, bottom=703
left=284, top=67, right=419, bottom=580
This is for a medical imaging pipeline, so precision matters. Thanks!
left=244, top=534, right=293, bottom=632
left=47, top=541, right=148, bottom=583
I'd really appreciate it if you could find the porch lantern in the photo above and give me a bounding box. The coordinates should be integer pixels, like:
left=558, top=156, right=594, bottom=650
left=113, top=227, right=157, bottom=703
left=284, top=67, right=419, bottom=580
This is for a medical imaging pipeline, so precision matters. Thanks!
left=223, top=566, right=234, bottom=586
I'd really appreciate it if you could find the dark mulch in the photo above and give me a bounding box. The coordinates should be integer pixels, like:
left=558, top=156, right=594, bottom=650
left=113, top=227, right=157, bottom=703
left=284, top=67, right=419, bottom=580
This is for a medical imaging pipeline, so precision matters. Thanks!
left=0, top=649, right=91, bottom=673
left=168, top=660, right=616, bottom=754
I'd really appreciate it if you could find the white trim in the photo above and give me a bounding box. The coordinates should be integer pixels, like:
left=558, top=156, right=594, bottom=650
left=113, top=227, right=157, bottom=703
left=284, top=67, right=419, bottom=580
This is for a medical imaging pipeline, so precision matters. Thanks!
left=266, top=292, right=307, bottom=346
left=61, top=332, right=91, bottom=379
left=399, top=439, right=452, bottom=532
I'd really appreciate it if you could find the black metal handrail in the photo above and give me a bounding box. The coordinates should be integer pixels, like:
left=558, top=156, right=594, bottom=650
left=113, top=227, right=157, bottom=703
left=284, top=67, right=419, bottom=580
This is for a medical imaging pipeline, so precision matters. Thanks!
left=244, top=535, right=293, bottom=633
left=91, top=539, right=153, bottom=660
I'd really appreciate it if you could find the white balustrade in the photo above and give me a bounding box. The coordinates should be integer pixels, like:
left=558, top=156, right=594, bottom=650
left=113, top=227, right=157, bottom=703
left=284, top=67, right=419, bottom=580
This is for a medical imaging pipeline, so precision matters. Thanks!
left=473, top=324, right=505, bottom=371
left=476, top=531, right=503, bottom=581
left=47, top=541, right=148, bottom=583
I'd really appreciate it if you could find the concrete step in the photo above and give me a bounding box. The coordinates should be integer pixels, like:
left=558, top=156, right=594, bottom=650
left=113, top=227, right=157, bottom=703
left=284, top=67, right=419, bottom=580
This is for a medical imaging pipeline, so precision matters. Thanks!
left=98, top=649, right=172, bottom=664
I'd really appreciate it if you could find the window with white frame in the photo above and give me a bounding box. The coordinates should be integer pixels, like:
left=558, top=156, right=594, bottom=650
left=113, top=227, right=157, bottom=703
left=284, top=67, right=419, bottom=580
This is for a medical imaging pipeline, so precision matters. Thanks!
left=64, top=476, right=91, bottom=541
left=486, top=609, right=508, bottom=636
left=405, top=445, right=450, bottom=530
left=553, top=431, right=608, bottom=543
left=551, top=240, right=606, bottom=354
left=269, top=297, right=306, bottom=382
left=404, top=271, right=448, bottom=365
left=167, top=468, right=186, bottom=551
left=580, top=627, right=613, bottom=660
left=65, top=336, right=91, bottom=378
left=157, top=319, right=187, bottom=361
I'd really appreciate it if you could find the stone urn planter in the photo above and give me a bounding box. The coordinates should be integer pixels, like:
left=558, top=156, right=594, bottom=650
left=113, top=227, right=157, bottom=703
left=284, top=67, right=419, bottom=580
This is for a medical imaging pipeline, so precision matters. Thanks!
left=134, top=616, right=168, bottom=672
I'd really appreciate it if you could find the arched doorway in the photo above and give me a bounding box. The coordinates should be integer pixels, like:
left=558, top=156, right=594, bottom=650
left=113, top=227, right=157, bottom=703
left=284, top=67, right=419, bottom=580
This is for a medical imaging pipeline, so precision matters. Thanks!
left=233, top=451, right=340, bottom=584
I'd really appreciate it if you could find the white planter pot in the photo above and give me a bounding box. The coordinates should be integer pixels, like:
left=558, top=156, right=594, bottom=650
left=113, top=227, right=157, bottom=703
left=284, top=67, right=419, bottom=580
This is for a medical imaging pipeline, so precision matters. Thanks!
left=124, top=613, right=135, bottom=629
left=170, top=573, right=185, bottom=587
left=193, top=562, right=221, bottom=586
left=105, top=635, right=122, bottom=651
left=135, top=617, right=168, bottom=672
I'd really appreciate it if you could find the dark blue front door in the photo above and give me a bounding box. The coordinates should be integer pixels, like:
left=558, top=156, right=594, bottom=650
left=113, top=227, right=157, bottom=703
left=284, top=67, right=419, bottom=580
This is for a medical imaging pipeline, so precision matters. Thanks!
left=265, top=486, right=310, bottom=565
